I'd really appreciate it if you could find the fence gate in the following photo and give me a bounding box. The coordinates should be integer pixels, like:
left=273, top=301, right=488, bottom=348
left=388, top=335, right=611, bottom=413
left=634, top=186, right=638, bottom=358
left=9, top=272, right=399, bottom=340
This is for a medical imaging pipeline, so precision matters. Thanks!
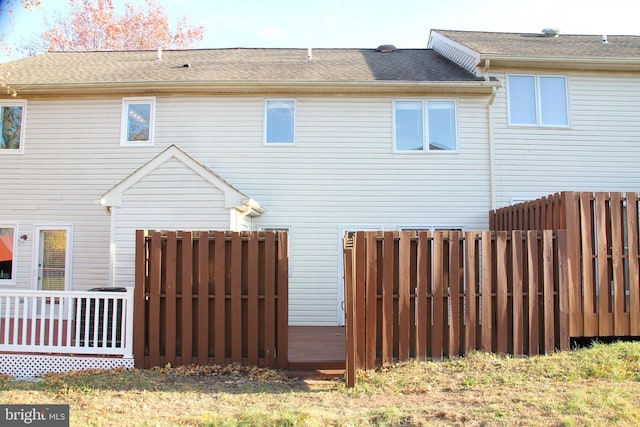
left=134, top=230, right=288, bottom=369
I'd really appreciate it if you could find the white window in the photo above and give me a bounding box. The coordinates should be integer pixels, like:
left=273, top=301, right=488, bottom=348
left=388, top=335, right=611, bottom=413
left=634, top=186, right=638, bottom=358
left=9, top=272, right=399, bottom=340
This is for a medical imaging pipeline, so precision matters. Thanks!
left=0, top=100, right=26, bottom=154
left=121, top=97, right=155, bottom=146
left=0, top=225, right=17, bottom=283
left=394, top=100, right=457, bottom=152
left=400, top=226, right=465, bottom=233
left=507, top=75, right=568, bottom=126
left=264, top=99, right=295, bottom=144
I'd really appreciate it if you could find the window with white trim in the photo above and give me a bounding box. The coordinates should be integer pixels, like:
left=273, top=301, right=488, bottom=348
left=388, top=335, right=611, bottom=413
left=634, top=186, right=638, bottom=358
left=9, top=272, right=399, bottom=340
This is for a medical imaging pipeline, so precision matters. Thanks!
left=507, top=75, right=568, bottom=126
left=0, top=226, right=16, bottom=282
left=0, top=100, right=26, bottom=154
left=264, top=99, right=295, bottom=144
left=121, top=97, right=155, bottom=146
left=394, top=100, right=457, bottom=152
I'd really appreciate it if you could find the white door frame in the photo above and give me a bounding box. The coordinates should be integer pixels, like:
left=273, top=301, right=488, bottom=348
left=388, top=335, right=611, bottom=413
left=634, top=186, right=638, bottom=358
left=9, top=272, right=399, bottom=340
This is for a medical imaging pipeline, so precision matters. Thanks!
left=31, top=224, right=74, bottom=291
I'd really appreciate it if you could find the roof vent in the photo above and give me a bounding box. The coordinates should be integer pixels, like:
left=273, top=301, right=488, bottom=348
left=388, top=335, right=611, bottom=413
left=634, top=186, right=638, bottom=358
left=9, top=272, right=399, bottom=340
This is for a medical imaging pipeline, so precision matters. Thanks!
left=542, top=28, right=559, bottom=37
left=376, top=44, right=397, bottom=53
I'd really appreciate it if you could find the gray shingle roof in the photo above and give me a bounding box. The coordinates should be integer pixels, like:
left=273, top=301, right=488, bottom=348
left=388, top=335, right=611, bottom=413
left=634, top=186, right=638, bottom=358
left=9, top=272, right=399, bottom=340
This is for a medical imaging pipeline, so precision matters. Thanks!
left=5, top=48, right=484, bottom=86
left=433, top=29, right=640, bottom=59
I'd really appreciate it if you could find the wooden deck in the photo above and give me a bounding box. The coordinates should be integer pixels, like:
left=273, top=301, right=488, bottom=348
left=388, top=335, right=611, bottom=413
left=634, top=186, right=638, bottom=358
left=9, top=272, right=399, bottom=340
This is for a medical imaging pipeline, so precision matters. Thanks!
left=288, top=326, right=345, bottom=376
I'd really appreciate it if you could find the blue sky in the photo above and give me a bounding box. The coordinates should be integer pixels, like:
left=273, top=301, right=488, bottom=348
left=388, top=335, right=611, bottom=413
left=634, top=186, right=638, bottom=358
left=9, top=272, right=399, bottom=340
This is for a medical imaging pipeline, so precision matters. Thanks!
left=1, top=0, right=639, bottom=61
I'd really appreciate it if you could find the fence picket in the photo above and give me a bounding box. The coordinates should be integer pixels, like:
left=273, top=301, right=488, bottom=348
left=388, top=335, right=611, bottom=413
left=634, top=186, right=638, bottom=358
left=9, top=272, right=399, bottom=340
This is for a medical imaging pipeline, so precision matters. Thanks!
left=580, top=193, right=598, bottom=335
left=596, top=193, right=614, bottom=335
left=247, top=232, right=259, bottom=366
left=464, top=231, right=477, bottom=353
left=213, top=231, right=225, bottom=364
left=610, top=193, right=628, bottom=336
left=134, top=230, right=147, bottom=368
left=165, top=231, right=177, bottom=361
left=355, top=232, right=366, bottom=369
left=481, top=231, right=492, bottom=352
left=628, top=193, right=640, bottom=335
left=432, top=232, right=445, bottom=360
left=197, top=232, right=209, bottom=365
left=543, top=230, right=555, bottom=353
left=399, top=232, right=411, bottom=361
left=276, top=231, right=289, bottom=370
left=512, top=231, right=524, bottom=356
left=527, top=230, right=539, bottom=355
left=181, top=232, right=194, bottom=365
left=496, top=231, right=508, bottom=354
left=149, top=231, right=162, bottom=368
left=381, top=232, right=393, bottom=365
left=365, top=233, right=378, bottom=368
left=230, top=233, right=242, bottom=362
left=263, top=232, right=276, bottom=366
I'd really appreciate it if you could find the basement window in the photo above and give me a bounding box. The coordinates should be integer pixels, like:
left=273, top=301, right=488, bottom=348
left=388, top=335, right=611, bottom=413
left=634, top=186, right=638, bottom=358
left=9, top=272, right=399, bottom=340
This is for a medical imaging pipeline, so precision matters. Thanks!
left=121, top=97, right=155, bottom=146
left=0, top=101, right=26, bottom=154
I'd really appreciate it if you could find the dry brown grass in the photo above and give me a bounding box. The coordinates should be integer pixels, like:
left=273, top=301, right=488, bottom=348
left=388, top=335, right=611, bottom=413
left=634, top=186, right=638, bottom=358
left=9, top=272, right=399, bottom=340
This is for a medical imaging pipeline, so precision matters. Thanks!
left=2, top=341, right=640, bottom=426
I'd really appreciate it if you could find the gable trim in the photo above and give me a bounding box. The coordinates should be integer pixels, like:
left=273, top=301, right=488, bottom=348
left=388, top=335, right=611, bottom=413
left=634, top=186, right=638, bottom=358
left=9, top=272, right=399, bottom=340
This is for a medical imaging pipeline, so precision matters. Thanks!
left=100, top=145, right=263, bottom=215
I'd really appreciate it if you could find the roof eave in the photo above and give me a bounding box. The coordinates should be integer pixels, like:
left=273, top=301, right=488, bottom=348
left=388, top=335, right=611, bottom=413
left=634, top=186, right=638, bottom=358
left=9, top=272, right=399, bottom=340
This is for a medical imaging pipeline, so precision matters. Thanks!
left=481, top=55, right=640, bottom=72
left=3, top=80, right=501, bottom=97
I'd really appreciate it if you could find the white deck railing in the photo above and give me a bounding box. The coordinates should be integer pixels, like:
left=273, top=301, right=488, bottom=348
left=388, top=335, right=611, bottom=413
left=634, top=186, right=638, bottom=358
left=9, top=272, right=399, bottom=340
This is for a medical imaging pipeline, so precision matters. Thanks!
left=0, top=288, right=134, bottom=358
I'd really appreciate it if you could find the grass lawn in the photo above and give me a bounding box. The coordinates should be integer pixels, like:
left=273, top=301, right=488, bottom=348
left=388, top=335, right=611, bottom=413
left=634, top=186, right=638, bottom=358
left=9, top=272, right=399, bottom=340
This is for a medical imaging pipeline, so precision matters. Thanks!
left=2, top=341, right=640, bottom=426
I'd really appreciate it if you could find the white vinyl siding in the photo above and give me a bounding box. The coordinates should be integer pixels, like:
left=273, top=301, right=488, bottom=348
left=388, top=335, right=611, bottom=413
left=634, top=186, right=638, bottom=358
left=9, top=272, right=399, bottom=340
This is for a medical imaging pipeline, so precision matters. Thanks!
left=0, top=95, right=490, bottom=325
left=493, top=70, right=640, bottom=208
left=507, top=75, right=569, bottom=127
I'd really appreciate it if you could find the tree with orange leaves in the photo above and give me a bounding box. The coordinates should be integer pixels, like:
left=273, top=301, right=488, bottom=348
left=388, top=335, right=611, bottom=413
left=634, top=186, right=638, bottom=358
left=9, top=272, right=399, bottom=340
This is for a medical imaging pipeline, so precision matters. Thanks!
left=1, top=0, right=42, bottom=96
left=42, top=0, right=205, bottom=51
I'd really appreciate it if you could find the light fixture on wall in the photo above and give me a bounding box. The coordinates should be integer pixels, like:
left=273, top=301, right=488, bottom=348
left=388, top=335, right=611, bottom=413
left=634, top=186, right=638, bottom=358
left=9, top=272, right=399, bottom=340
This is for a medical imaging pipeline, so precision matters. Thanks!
left=20, top=234, right=28, bottom=241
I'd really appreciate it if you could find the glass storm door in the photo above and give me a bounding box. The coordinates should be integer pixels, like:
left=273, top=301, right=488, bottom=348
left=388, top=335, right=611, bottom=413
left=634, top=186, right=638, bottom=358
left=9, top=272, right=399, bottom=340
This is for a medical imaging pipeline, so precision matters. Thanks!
left=35, top=227, right=71, bottom=291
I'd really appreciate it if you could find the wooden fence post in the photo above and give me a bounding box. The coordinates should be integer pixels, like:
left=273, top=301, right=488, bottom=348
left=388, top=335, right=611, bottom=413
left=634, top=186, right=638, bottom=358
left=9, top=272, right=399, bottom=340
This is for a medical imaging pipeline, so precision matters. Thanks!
left=480, top=231, right=493, bottom=353
left=134, top=230, right=147, bottom=368
left=628, top=193, right=640, bottom=336
left=276, top=231, right=289, bottom=370
left=344, top=233, right=356, bottom=388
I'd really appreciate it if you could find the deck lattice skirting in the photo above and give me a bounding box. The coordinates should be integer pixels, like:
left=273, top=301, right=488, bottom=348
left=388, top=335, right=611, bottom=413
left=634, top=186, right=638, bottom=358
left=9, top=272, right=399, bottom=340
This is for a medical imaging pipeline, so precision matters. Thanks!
left=0, top=354, right=134, bottom=378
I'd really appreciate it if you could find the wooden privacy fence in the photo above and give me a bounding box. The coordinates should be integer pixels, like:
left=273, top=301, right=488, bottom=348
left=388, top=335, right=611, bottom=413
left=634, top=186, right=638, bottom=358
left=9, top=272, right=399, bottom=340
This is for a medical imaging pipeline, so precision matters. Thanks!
left=134, top=230, right=288, bottom=369
left=490, top=192, right=640, bottom=338
left=343, top=230, right=569, bottom=387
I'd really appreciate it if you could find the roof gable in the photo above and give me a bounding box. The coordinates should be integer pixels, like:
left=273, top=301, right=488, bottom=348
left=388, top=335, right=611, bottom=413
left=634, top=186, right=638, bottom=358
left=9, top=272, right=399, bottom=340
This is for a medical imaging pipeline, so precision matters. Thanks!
left=430, top=29, right=640, bottom=72
left=101, top=145, right=263, bottom=215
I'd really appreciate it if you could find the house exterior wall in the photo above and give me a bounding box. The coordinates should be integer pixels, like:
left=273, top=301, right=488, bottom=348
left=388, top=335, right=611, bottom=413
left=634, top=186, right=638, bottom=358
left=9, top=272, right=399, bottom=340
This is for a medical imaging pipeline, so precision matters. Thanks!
left=489, top=69, right=640, bottom=208
left=110, top=158, right=233, bottom=288
left=0, top=94, right=492, bottom=325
